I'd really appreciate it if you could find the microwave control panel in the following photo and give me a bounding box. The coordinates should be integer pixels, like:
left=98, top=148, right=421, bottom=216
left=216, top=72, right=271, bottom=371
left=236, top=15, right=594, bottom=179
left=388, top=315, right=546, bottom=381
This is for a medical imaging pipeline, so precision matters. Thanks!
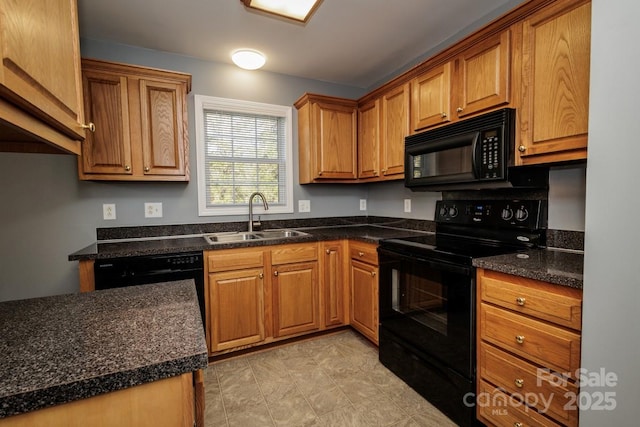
left=479, top=128, right=504, bottom=179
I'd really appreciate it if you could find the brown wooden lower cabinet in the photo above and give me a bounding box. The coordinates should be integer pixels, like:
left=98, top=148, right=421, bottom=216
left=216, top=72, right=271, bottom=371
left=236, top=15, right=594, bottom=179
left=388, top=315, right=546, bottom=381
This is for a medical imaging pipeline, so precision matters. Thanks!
left=0, top=372, right=201, bottom=427
left=476, top=268, right=582, bottom=427
left=349, top=241, right=379, bottom=345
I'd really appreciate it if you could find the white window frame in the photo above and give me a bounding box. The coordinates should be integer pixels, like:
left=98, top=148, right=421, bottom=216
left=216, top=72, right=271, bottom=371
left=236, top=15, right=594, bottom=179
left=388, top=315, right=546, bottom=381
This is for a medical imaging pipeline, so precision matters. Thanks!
left=194, top=95, right=294, bottom=216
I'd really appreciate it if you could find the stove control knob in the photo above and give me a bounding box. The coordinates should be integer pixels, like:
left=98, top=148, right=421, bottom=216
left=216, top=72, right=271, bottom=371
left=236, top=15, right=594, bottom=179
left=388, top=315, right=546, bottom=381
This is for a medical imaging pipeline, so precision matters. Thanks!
left=439, top=206, right=448, bottom=217
left=501, top=208, right=514, bottom=221
left=515, top=208, right=529, bottom=221
left=448, top=207, right=458, bottom=218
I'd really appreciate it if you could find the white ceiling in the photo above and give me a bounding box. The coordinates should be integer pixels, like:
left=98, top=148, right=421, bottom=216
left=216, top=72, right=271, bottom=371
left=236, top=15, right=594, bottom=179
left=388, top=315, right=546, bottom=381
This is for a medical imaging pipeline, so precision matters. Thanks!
left=77, top=0, right=527, bottom=89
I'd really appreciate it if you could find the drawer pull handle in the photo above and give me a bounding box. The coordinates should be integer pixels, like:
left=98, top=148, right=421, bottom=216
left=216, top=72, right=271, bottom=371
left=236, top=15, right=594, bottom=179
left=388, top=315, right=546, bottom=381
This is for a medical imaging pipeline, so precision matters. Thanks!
left=358, top=251, right=365, bottom=257
left=259, top=273, right=264, bottom=279
left=514, top=423, right=523, bottom=427
left=516, top=297, right=526, bottom=306
left=515, top=335, right=525, bottom=344
left=515, top=378, right=524, bottom=388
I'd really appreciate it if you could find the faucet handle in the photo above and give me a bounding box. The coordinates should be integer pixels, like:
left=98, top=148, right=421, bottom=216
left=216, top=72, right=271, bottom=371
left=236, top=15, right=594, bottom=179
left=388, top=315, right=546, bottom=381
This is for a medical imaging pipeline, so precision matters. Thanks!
left=253, top=215, right=262, bottom=231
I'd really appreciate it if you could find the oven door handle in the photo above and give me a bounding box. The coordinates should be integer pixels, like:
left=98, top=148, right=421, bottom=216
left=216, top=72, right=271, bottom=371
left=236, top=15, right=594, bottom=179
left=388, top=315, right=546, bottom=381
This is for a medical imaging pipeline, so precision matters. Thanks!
left=415, top=257, right=471, bottom=276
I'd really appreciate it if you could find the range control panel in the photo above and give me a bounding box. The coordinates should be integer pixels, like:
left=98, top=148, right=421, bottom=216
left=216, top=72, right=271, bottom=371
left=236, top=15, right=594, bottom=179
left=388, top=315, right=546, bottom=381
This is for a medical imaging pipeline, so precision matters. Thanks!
left=435, top=199, right=546, bottom=229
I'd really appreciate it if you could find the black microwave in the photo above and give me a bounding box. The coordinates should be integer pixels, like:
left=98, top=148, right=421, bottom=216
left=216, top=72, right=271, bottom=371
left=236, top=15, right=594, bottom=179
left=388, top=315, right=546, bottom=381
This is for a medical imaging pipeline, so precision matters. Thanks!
left=404, top=108, right=548, bottom=191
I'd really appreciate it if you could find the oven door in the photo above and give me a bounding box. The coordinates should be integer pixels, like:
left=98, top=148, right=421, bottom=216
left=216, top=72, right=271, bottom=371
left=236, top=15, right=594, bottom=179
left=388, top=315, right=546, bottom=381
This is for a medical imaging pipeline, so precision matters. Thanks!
left=378, top=247, right=475, bottom=378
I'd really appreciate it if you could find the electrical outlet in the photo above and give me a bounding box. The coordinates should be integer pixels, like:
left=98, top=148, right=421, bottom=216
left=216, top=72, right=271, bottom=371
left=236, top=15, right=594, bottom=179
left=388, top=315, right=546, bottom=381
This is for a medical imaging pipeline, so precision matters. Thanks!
left=298, top=200, right=311, bottom=213
left=103, top=204, right=116, bottom=220
left=144, top=202, right=163, bottom=218
left=359, top=199, right=367, bottom=211
left=404, top=199, right=412, bottom=213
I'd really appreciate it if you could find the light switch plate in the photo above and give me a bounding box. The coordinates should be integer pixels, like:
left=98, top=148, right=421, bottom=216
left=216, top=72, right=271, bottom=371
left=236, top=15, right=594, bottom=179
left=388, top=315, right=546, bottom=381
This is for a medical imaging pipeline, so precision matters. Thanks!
left=359, top=199, right=367, bottom=211
left=404, top=199, right=412, bottom=213
left=145, top=202, right=163, bottom=218
left=103, top=204, right=116, bottom=220
left=298, top=200, right=311, bottom=213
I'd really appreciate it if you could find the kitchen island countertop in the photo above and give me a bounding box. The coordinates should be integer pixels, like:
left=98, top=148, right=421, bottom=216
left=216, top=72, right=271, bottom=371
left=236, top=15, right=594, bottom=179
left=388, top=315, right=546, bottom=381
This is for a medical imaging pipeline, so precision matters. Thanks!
left=0, top=280, right=208, bottom=418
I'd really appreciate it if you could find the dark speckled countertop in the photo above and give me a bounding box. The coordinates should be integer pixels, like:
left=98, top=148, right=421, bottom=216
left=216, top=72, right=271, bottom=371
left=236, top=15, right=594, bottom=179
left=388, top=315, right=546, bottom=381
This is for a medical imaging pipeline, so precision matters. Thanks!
left=473, top=248, right=584, bottom=289
left=68, top=224, right=431, bottom=261
left=0, top=280, right=208, bottom=418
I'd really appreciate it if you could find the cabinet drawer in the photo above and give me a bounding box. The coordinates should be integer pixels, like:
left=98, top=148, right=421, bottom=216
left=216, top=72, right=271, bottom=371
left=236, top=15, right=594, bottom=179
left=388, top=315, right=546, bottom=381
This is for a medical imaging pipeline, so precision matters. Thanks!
left=479, top=269, right=582, bottom=330
left=480, top=342, right=578, bottom=426
left=271, top=243, right=318, bottom=264
left=477, top=380, right=563, bottom=427
left=206, top=249, right=264, bottom=272
left=349, top=242, right=378, bottom=265
left=480, top=303, right=581, bottom=375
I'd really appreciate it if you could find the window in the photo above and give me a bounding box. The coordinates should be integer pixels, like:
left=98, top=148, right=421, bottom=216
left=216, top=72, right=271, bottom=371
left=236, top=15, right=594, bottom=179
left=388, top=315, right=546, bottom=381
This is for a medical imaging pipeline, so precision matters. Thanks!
left=195, top=95, right=293, bottom=216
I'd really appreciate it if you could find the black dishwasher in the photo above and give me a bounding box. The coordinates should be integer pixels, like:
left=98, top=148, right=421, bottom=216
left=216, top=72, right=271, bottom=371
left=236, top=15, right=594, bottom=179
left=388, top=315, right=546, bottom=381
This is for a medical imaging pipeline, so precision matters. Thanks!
left=94, top=252, right=205, bottom=329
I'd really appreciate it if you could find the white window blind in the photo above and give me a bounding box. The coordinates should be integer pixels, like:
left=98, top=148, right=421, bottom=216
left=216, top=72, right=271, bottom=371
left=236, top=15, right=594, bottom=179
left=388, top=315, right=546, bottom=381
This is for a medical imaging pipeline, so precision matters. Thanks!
left=195, top=95, right=293, bottom=216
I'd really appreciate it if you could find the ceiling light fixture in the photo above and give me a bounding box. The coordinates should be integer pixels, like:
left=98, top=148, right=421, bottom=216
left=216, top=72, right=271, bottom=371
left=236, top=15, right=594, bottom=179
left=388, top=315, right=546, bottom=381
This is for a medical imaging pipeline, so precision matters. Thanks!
left=231, top=49, right=266, bottom=70
left=240, top=0, right=323, bottom=24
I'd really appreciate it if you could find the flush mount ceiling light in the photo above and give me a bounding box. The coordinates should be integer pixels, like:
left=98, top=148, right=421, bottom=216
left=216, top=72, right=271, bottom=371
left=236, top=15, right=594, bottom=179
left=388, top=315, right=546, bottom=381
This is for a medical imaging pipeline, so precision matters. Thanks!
left=240, top=0, right=323, bottom=23
left=231, top=49, right=266, bottom=70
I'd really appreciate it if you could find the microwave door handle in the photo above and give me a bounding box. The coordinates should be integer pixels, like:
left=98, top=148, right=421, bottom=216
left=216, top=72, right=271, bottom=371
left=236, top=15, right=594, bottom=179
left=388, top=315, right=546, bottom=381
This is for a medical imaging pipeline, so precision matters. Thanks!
left=471, top=132, right=481, bottom=178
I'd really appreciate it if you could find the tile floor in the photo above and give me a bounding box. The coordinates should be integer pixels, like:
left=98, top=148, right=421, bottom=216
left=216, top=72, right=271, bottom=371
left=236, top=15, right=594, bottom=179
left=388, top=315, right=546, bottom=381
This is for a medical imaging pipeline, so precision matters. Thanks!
left=203, top=329, right=458, bottom=426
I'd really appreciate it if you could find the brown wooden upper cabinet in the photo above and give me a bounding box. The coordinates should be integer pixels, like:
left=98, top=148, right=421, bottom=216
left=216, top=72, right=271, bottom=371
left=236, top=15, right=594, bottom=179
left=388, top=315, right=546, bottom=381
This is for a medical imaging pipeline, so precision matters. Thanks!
left=516, top=0, right=591, bottom=165
left=411, top=30, right=511, bottom=133
left=79, top=59, right=191, bottom=181
left=358, top=83, right=410, bottom=181
left=295, top=93, right=358, bottom=183
left=0, top=0, right=87, bottom=154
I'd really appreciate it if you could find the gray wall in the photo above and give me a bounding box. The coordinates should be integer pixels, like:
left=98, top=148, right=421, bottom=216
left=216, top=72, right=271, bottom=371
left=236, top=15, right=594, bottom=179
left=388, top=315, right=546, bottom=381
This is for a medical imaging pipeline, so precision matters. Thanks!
left=580, top=0, right=640, bottom=424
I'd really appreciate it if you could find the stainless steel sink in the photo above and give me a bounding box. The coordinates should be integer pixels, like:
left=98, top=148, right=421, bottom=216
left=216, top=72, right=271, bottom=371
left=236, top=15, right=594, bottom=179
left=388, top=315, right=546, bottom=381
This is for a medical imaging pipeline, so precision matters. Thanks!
left=254, top=229, right=308, bottom=239
left=204, top=229, right=309, bottom=244
left=204, top=231, right=261, bottom=244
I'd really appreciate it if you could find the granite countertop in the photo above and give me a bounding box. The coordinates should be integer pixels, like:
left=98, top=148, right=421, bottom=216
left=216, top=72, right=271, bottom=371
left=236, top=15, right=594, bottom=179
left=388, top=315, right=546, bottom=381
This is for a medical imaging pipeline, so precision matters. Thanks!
left=473, top=248, right=584, bottom=289
left=68, top=224, right=431, bottom=261
left=0, top=280, right=208, bottom=418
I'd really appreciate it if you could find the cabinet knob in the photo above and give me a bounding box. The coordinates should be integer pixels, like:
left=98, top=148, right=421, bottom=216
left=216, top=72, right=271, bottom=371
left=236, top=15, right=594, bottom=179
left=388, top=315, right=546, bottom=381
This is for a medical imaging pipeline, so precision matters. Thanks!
left=516, top=297, right=526, bottom=306
left=515, top=335, right=525, bottom=344
left=318, top=171, right=323, bottom=176
left=518, top=145, right=526, bottom=153
left=358, top=251, right=365, bottom=257
left=514, top=423, right=523, bottom=427
left=274, top=270, right=278, bottom=276
left=259, top=273, right=264, bottom=279
left=381, top=169, right=387, bottom=173
left=456, top=107, right=464, bottom=113
left=81, top=122, right=96, bottom=132
left=144, top=166, right=150, bottom=172
left=441, top=112, right=447, bottom=118
left=124, top=165, right=131, bottom=171
left=326, top=249, right=331, bottom=254
left=514, top=378, right=524, bottom=388
left=371, top=271, right=376, bottom=277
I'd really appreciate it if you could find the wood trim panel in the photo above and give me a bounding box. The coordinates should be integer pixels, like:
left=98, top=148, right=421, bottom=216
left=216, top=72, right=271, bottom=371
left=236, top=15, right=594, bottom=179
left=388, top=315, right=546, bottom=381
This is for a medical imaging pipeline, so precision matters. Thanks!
left=206, top=248, right=264, bottom=272
left=0, top=373, right=195, bottom=427
left=270, top=242, right=318, bottom=265
left=78, top=260, right=95, bottom=292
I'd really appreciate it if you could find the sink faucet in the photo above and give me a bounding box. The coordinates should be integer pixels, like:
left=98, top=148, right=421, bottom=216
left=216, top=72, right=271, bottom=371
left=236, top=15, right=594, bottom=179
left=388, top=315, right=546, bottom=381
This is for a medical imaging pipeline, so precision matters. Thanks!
left=248, top=192, right=269, bottom=232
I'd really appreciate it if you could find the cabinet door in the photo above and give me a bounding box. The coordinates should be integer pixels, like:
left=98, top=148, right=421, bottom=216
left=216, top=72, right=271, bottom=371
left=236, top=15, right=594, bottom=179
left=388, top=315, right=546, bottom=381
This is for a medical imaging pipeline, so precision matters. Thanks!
left=209, top=268, right=265, bottom=352
left=140, top=79, right=188, bottom=176
left=357, top=99, right=380, bottom=179
left=518, top=0, right=591, bottom=165
left=272, top=261, right=320, bottom=337
left=80, top=70, right=132, bottom=175
left=380, top=84, right=409, bottom=178
left=0, top=0, right=85, bottom=140
left=313, top=101, right=357, bottom=179
left=457, top=30, right=511, bottom=118
left=350, top=259, right=378, bottom=344
left=410, top=62, right=452, bottom=132
left=321, top=241, right=346, bottom=327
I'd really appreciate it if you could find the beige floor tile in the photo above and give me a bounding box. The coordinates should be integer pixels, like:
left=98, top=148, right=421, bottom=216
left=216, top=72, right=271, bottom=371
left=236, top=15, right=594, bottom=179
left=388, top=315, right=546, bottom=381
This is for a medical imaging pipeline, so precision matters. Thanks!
left=205, top=330, right=455, bottom=426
